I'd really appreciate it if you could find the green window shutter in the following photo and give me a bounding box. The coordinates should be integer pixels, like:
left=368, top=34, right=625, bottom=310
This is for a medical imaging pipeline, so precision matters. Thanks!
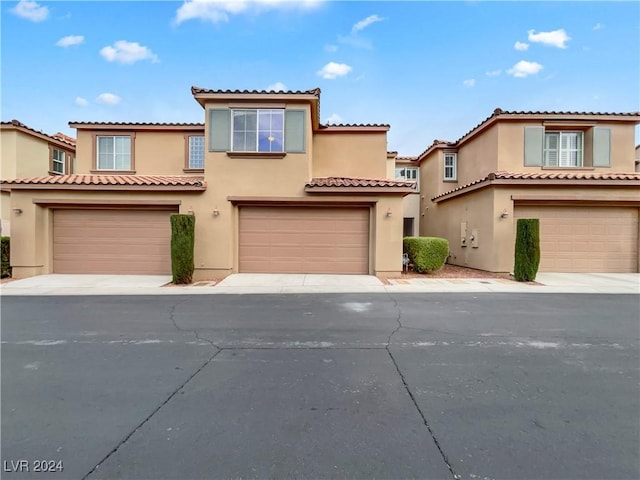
left=524, top=126, right=544, bottom=166
left=284, top=110, right=305, bottom=153
left=593, top=127, right=611, bottom=167
left=209, top=109, right=230, bottom=152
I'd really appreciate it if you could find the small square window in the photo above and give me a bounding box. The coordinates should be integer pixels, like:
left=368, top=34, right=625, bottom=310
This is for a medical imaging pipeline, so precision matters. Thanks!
left=97, top=136, right=131, bottom=170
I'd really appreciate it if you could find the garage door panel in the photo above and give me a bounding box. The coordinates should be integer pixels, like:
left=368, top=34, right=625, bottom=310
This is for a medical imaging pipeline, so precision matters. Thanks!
left=53, top=209, right=175, bottom=274
left=515, top=206, right=638, bottom=273
left=239, top=207, right=369, bottom=274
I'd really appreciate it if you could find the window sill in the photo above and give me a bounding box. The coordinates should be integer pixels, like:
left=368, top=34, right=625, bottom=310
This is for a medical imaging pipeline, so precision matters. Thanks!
left=90, top=170, right=136, bottom=175
left=183, top=168, right=205, bottom=174
left=443, top=179, right=458, bottom=183
left=226, top=152, right=287, bottom=159
left=48, top=171, right=65, bottom=176
left=541, top=166, right=595, bottom=171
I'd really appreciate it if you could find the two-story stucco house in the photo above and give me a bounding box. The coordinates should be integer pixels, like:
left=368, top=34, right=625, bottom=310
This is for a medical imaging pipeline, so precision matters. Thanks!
left=417, top=109, right=640, bottom=273
left=2, top=87, right=414, bottom=279
left=1, top=120, right=76, bottom=236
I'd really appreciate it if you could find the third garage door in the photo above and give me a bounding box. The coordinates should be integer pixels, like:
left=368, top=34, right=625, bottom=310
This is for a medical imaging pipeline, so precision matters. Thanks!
left=239, top=206, right=370, bottom=274
left=515, top=206, right=639, bottom=273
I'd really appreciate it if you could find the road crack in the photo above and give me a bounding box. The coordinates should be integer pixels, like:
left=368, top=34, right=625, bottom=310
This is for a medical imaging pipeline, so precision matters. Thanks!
left=82, top=348, right=221, bottom=480
left=385, top=294, right=460, bottom=480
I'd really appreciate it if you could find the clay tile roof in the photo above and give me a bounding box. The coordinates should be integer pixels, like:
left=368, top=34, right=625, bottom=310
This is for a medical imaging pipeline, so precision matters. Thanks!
left=431, top=171, right=640, bottom=201
left=1, top=174, right=206, bottom=189
left=191, top=86, right=321, bottom=96
left=306, top=176, right=416, bottom=188
left=1, top=119, right=76, bottom=148
left=68, top=121, right=204, bottom=127
left=319, top=123, right=391, bottom=129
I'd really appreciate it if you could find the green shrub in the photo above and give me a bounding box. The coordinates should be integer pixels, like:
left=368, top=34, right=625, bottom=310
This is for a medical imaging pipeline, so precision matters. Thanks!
left=514, top=218, right=540, bottom=282
left=403, top=236, right=449, bottom=273
left=170, top=214, right=195, bottom=284
left=1, top=236, right=10, bottom=278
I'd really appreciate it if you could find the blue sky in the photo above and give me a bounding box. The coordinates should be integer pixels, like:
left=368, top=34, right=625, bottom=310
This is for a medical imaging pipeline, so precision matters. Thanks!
left=2, top=0, right=639, bottom=155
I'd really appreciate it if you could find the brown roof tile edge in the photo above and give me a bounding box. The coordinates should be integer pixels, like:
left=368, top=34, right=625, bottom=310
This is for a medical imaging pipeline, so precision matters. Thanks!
left=1, top=120, right=76, bottom=148
left=306, top=176, right=416, bottom=188
left=68, top=121, right=204, bottom=128
left=431, top=171, right=640, bottom=201
left=1, top=174, right=206, bottom=188
left=191, top=86, right=321, bottom=96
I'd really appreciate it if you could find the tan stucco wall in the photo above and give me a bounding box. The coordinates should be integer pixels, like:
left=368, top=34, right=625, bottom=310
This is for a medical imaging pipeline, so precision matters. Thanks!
left=402, top=193, right=420, bottom=236
left=8, top=189, right=198, bottom=278
left=496, top=121, right=637, bottom=173
left=457, top=125, right=499, bottom=183
left=312, top=132, right=388, bottom=179
left=74, top=129, right=204, bottom=175
left=1, top=130, right=53, bottom=179
left=422, top=185, right=640, bottom=273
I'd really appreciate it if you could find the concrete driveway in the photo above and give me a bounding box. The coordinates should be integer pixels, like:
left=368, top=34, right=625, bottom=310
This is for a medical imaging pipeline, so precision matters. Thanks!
left=1, top=272, right=639, bottom=294
left=2, top=293, right=638, bottom=479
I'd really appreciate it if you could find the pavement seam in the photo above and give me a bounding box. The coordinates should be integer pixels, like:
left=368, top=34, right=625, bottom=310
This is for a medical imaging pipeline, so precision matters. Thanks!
left=169, top=298, right=222, bottom=350
left=82, top=348, right=222, bottom=480
left=385, top=294, right=460, bottom=480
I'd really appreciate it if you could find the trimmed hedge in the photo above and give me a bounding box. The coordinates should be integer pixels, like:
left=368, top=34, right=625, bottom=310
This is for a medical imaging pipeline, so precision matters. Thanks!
left=1, top=236, right=10, bottom=278
left=170, top=214, right=195, bottom=284
left=403, top=236, right=449, bottom=273
left=514, top=218, right=540, bottom=282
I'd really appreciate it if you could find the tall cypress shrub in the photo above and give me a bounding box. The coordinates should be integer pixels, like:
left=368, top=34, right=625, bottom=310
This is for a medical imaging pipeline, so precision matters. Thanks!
left=514, top=218, right=540, bottom=282
left=1, top=236, right=11, bottom=278
left=170, top=214, right=195, bottom=284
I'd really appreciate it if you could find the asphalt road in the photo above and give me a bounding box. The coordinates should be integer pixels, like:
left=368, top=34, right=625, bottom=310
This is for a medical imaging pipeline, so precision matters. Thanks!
left=1, top=293, right=638, bottom=480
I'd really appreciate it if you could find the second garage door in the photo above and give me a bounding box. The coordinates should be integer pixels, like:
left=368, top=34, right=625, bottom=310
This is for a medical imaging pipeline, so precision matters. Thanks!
left=53, top=208, right=177, bottom=274
left=239, top=206, right=370, bottom=274
left=515, top=206, right=639, bottom=273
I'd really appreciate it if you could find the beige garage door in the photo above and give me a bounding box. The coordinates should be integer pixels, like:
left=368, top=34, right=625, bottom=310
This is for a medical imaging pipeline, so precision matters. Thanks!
left=515, top=206, right=639, bottom=273
left=239, top=206, right=370, bottom=274
left=53, top=209, right=177, bottom=274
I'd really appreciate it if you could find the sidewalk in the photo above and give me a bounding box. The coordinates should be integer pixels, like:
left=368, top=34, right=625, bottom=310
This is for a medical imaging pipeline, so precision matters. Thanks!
left=1, top=272, right=638, bottom=296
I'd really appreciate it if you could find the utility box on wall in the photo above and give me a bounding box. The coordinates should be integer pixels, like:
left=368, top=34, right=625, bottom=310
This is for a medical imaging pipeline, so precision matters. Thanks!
left=460, top=222, right=468, bottom=247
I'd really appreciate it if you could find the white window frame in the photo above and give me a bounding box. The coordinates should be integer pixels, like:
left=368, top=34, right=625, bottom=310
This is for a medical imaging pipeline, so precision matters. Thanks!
left=231, top=109, right=284, bottom=153
left=188, top=135, right=205, bottom=169
left=52, top=148, right=65, bottom=174
left=395, top=167, right=419, bottom=190
left=96, top=135, right=131, bottom=171
left=544, top=131, right=583, bottom=167
left=444, top=153, right=457, bottom=181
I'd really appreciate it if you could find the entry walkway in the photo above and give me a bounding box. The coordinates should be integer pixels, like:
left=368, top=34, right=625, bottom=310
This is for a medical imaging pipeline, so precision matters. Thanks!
left=1, top=272, right=638, bottom=295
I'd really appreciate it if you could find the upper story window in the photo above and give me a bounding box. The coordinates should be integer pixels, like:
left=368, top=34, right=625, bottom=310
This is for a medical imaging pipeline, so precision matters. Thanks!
left=52, top=148, right=65, bottom=174
left=444, top=153, right=457, bottom=181
left=525, top=126, right=611, bottom=168
left=395, top=167, right=419, bottom=189
left=232, top=109, right=284, bottom=153
left=188, top=136, right=205, bottom=169
left=97, top=135, right=131, bottom=170
left=544, top=131, right=583, bottom=167
left=208, top=108, right=305, bottom=154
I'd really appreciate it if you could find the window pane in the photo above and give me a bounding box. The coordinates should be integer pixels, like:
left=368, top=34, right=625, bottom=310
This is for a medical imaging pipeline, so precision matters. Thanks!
left=98, top=153, right=112, bottom=169
left=270, top=131, right=283, bottom=152
left=271, top=110, right=284, bottom=130
left=245, top=111, right=257, bottom=131
left=233, top=111, right=247, bottom=130
left=245, top=130, right=256, bottom=151
left=98, top=136, right=114, bottom=154
left=189, top=136, right=204, bottom=169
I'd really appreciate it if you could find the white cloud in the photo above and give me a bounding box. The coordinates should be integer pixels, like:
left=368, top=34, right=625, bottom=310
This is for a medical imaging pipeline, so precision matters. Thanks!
left=324, top=113, right=343, bottom=124
left=485, top=69, right=502, bottom=77
left=96, top=93, right=122, bottom=105
left=11, top=0, right=49, bottom=22
left=267, top=82, right=286, bottom=91
left=352, top=14, right=384, bottom=33
left=507, top=60, right=543, bottom=78
left=174, top=0, right=321, bottom=25
left=527, top=29, right=571, bottom=49
left=324, top=44, right=338, bottom=52
left=100, top=41, right=159, bottom=64
left=463, top=79, right=476, bottom=88
left=56, top=35, right=84, bottom=47
left=593, top=23, right=603, bottom=31
left=317, top=62, right=352, bottom=80
left=514, top=41, right=529, bottom=51
left=75, top=97, right=89, bottom=107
